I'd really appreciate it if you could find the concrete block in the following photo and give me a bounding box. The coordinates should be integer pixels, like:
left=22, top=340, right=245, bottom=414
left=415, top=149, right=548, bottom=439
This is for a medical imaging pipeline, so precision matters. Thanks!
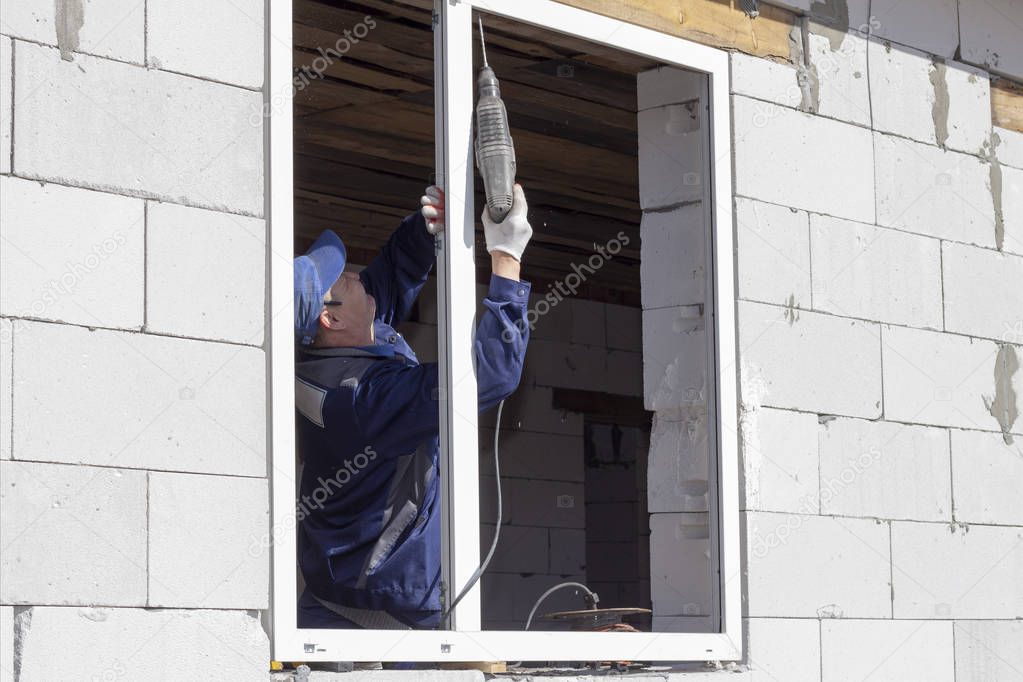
left=0, top=0, right=145, bottom=63
left=735, top=197, right=811, bottom=308
left=733, top=95, right=874, bottom=224
left=651, top=615, right=714, bottom=633
left=605, top=349, right=642, bottom=397
left=959, top=0, right=1023, bottom=81
left=745, top=511, right=890, bottom=617
left=1003, top=164, right=1023, bottom=258
left=479, top=524, right=548, bottom=575
left=810, top=214, right=942, bottom=328
left=507, top=478, right=584, bottom=529
left=637, top=65, right=705, bottom=111
left=523, top=339, right=606, bottom=393
left=729, top=52, right=800, bottom=109
left=479, top=384, right=581, bottom=436
left=481, top=573, right=586, bottom=624
left=146, top=201, right=265, bottom=345
left=819, top=418, right=951, bottom=521
left=0, top=461, right=146, bottom=605
left=0, top=177, right=145, bottom=329
left=741, top=407, right=819, bottom=514
left=12, top=606, right=267, bottom=680
left=647, top=409, right=709, bottom=513
left=527, top=289, right=573, bottom=343
left=14, top=44, right=263, bottom=216
left=745, top=617, right=820, bottom=682
left=147, top=0, right=264, bottom=89
left=995, top=125, right=1023, bottom=170
left=807, top=30, right=870, bottom=126
left=569, top=299, right=605, bottom=347
left=951, top=429, right=1023, bottom=525
left=479, top=475, right=512, bottom=526
left=649, top=512, right=713, bottom=617
left=641, top=203, right=707, bottom=309
left=954, top=620, right=1023, bottom=682
left=942, top=241, right=1023, bottom=341
left=13, top=321, right=266, bottom=476
left=943, top=61, right=992, bottom=155
left=892, top=521, right=1023, bottom=618
left=148, top=472, right=268, bottom=608
left=549, top=527, right=585, bottom=575
left=637, top=104, right=705, bottom=210
left=821, top=620, right=954, bottom=682
left=874, top=131, right=996, bottom=248
left=881, top=325, right=1021, bottom=435
left=869, top=0, right=959, bottom=58
left=869, top=38, right=944, bottom=146
left=643, top=306, right=707, bottom=411
left=605, top=303, right=642, bottom=351
left=479, top=430, right=583, bottom=482
left=738, top=301, right=882, bottom=418
left=0, top=37, right=10, bottom=174
left=0, top=319, right=10, bottom=460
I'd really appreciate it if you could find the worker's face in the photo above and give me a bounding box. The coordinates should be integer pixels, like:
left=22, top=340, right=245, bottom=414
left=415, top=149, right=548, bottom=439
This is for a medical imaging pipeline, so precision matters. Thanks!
left=320, top=270, right=376, bottom=338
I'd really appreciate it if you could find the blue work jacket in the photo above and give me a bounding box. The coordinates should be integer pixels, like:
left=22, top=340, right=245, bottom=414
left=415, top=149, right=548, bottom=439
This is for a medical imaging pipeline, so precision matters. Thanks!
left=295, top=211, right=530, bottom=618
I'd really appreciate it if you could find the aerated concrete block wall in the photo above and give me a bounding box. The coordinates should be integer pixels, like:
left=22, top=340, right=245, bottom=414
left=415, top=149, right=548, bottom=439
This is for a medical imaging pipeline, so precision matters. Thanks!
left=735, top=1, right=1023, bottom=680
left=0, top=1, right=269, bottom=679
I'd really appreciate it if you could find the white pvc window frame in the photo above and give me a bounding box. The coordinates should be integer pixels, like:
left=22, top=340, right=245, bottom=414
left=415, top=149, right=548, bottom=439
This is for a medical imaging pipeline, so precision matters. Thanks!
left=269, top=0, right=739, bottom=663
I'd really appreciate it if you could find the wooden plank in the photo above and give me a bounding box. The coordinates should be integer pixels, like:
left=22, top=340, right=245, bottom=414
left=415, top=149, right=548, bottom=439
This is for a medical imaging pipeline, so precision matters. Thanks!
left=552, top=0, right=797, bottom=62
left=992, top=78, right=1023, bottom=134
left=293, top=23, right=434, bottom=75
left=293, top=48, right=430, bottom=92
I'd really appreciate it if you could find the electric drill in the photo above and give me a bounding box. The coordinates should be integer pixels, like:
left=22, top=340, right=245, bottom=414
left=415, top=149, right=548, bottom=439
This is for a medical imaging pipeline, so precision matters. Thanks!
left=474, top=18, right=517, bottom=223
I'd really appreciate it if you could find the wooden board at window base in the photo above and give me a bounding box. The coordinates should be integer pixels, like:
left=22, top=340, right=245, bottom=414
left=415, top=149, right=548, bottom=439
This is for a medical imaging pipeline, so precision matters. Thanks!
left=553, top=0, right=799, bottom=61
left=993, top=78, right=1023, bottom=134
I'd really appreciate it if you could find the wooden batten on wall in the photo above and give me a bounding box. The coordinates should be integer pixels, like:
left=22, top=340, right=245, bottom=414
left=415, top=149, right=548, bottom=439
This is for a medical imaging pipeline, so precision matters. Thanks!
left=993, top=78, right=1023, bottom=134
left=555, top=0, right=1023, bottom=135
left=553, top=0, right=797, bottom=61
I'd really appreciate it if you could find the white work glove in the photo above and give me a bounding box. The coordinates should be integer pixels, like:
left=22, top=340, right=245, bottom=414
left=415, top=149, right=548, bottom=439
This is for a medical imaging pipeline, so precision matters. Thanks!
left=420, top=185, right=445, bottom=235
left=482, top=184, right=532, bottom=262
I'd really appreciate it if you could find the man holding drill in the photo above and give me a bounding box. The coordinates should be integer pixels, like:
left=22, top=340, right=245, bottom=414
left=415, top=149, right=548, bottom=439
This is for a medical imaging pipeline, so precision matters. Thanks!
left=292, top=184, right=533, bottom=630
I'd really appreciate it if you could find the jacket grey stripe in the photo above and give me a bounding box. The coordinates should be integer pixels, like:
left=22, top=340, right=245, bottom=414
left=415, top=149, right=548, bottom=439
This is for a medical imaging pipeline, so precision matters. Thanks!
left=312, top=594, right=410, bottom=630
left=354, top=444, right=435, bottom=589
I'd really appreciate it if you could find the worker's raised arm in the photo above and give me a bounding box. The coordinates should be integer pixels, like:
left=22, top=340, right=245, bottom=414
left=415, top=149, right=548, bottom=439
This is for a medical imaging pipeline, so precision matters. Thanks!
left=475, top=183, right=533, bottom=411
left=358, top=207, right=437, bottom=327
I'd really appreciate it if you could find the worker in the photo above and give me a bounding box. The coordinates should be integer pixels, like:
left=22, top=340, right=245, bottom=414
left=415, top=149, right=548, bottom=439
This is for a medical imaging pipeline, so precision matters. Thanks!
left=293, top=184, right=533, bottom=630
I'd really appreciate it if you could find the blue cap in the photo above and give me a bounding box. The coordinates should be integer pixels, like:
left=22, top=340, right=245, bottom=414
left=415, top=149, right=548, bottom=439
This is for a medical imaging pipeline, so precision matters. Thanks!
left=294, top=230, right=346, bottom=346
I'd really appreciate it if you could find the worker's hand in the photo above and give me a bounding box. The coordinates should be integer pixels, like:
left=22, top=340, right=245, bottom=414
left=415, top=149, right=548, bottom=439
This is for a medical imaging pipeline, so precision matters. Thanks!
left=420, top=185, right=445, bottom=235
left=482, top=184, right=532, bottom=262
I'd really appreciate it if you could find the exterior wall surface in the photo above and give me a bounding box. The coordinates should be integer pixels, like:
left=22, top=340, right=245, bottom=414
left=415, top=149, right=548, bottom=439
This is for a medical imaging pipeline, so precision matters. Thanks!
left=732, top=2, right=1023, bottom=681
left=0, top=0, right=269, bottom=679
left=2, top=0, right=1022, bottom=680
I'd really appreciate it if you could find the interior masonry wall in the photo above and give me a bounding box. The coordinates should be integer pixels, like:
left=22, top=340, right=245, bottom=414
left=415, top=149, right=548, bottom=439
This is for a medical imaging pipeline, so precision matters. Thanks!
left=730, top=1, right=1023, bottom=680
left=0, top=1, right=270, bottom=679
left=399, top=281, right=648, bottom=630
